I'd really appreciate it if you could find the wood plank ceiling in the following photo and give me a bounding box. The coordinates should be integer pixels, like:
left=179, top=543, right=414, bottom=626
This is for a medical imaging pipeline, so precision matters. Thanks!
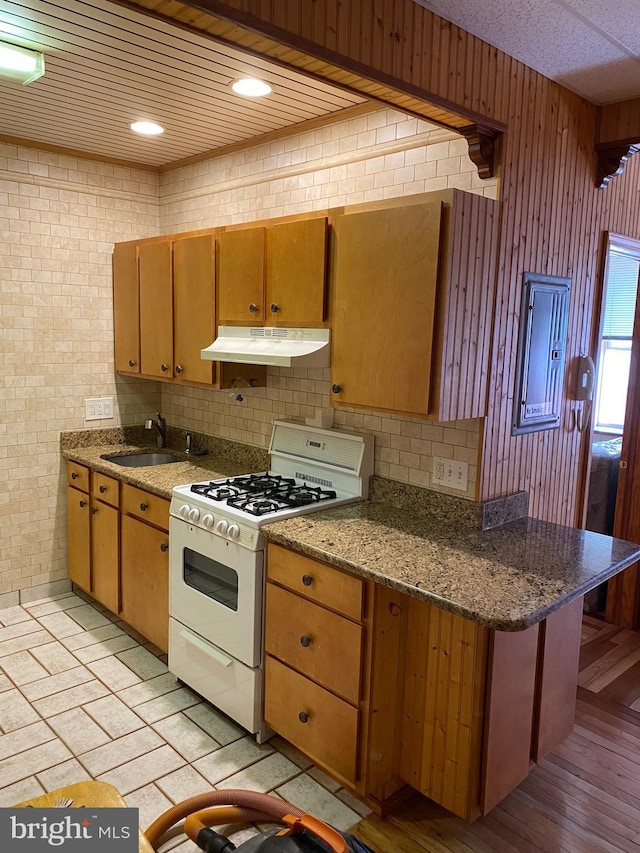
left=0, top=0, right=365, bottom=168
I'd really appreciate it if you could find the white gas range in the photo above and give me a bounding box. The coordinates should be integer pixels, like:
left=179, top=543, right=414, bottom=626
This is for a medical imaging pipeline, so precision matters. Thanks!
left=168, top=420, right=374, bottom=741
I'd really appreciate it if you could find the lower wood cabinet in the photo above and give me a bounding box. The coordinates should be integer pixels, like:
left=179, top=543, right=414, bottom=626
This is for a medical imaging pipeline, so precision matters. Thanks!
left=65, top=461, right=170, bottom=653
left=265, top=542, right=584, bottom=822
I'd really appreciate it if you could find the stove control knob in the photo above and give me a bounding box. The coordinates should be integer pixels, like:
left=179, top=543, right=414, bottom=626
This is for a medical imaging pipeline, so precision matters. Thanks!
left=188, top=507, right=200, bottom=522
left=228, top=524, right=240, bottom=540
left=202, top=514, right=214, bottom=529
left=216, top=520, right=229, bottom=535
left=179, top=504, right=191, bottom=519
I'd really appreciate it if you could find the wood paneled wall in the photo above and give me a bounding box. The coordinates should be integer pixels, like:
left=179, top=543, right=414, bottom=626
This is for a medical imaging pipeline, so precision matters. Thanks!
left=129, top=0, right=640, bottom=525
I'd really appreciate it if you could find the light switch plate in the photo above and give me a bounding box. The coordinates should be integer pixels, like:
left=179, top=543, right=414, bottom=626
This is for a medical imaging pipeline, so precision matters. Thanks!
left=432, top=456, right=469, bottom=492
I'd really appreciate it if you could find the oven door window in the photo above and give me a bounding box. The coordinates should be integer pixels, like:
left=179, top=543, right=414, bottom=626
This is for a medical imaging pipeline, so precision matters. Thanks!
left=183, top=547, right=238, bottom=611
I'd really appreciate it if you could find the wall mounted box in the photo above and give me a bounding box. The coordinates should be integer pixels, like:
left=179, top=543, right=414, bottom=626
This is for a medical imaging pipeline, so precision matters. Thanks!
left=512, top=272, right=571, bottom=436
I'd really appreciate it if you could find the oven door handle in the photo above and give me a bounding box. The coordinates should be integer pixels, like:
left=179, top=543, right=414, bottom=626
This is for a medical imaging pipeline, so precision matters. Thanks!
left=179, top=629, right=234, bottom=668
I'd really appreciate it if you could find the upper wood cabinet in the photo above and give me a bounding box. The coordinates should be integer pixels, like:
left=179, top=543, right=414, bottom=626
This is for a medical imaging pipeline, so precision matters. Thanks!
left=113, top=233, right=264, bottom=388
left=330, top=190, right=500, bottom=422
left=113, top=242, right=140, bottom=373
left=217, top=217, right=328, bottom=327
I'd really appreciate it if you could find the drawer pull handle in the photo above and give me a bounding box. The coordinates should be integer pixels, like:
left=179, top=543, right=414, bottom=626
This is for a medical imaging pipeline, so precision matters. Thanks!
left=140, top=502, right=148, bottom=512
left=300, top=635, right=311, bottom=648
left=71, top=472, right=78, bottom=480
left=302, top=574, right=313, bottom=587
left=160, top=542, right=168, bottom=552
left=298, top=711, right=309, bottom=724
left=179, top=629, right=233, bottom=667
left=79, top=500, right=87, bottom=508
left=99, top=485, right=107, bottom=493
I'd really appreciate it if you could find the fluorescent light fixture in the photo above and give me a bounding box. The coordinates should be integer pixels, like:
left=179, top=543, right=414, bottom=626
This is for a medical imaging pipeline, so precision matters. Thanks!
left=0, top=39, right=45, bottom=85
left=231, top=77, right=272, bottom=97
left=130, top=120, right=165, bottom=136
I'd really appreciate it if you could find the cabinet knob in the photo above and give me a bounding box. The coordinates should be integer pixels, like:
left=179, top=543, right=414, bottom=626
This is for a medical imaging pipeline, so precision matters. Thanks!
left=99, top=485, right=107, bottom=493
left=161, top=363, right=169, bottom=372
left=128, top=359, right=137, bottom=367
left=79, top=500, right=87, bottom=508
left=298, top=711, right=309, bottom=724
left=331, top=384, right=342, bottom=394
left=300, top=635, right=311, bottom=648
left=270, top=303, right=280, bottom=313
left=301, top=574, right=313, bottom=587
left=91, top=507, right=98, bottom=515
left=175, top=364, right=183, bottom=374
left=140, top=502, right=148, bottom=512
left=249, top=303, right=259, bottom=313
left=160, top=542, right=169, bottom=552
left=71, top=472, right=78, bottom=480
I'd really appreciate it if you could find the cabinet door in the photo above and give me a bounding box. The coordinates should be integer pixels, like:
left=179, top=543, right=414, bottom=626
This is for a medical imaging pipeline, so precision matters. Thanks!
left=139, top=241, right=173, bottom=378
left=67, top=485, right=90, bottom=592
left=266, top=218, right=327, bottom=326
left=113, top=242, right=140, bottom=373
left=120, top=514, right=169, bottom=652
left=217, top=227, right=265, bottom=325
left=173, top=234, right=216, bottom=384
left=330, top=202, right=442, bottom=415
left=91, top=500, right=119, bottom=614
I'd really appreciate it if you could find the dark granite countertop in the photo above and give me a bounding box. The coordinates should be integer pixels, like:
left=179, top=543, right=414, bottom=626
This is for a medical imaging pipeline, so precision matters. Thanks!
left=61, top=427, right=640, bottom=632
left=61, top=426, right=268, bottom=499
left=262, top=495, right=640, bottom=631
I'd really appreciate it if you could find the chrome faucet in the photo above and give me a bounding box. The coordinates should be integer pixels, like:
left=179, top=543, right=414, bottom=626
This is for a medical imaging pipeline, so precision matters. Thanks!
left=145, top=412, right=167, bottom=448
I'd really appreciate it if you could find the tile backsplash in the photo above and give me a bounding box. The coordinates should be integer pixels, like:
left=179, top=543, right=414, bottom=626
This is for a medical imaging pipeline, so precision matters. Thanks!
left=1, top=105, right=495, bottom=593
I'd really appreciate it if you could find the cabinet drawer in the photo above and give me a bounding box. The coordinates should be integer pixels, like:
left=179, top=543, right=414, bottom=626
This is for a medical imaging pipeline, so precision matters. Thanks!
left=265, top=655, right=359, bottom=783
left=265, top=583, right=362, bottom=704
left=267, top=543, right=363, bottom=621
left=91, top=472, right=120, bottom=508
left=66, top=461, right=89, bottom=491
left=122, top=483, right=170, bottom=530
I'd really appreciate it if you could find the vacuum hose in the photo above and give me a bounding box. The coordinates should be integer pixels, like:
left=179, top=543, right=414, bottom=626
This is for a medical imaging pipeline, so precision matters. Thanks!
left=143, top=789, right=305, bottom=851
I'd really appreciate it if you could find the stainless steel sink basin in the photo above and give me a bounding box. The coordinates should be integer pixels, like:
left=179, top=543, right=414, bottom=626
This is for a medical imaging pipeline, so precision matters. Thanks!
left=101, top=451, right=183, bottom=467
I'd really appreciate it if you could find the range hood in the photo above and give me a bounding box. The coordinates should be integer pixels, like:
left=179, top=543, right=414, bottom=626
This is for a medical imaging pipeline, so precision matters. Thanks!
left=201, top=326, right=330, bottom=368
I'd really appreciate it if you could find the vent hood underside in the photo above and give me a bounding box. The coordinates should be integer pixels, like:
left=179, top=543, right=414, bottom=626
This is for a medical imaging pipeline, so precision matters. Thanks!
left=201, top=327, right=330, bottom=368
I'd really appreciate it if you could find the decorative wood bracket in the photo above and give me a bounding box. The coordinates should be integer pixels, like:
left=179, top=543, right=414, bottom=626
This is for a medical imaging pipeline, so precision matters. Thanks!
left=596, top=142, right=640, bottom=189
left=460, top=124, right=501, bottom=180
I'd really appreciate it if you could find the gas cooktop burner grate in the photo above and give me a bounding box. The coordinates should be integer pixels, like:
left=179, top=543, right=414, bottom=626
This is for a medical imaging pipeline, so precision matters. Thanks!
left=189, top=474, right=340, bottom=516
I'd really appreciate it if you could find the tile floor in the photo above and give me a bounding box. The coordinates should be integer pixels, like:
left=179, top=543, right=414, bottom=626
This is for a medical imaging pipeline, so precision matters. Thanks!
left=0, top=592, right=369, bottom=851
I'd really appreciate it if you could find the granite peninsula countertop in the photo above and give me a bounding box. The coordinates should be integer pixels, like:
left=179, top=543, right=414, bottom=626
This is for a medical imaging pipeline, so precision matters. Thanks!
left=262, top=499, right=640, bottom=632
left=61, top=427, right=640, bottom=632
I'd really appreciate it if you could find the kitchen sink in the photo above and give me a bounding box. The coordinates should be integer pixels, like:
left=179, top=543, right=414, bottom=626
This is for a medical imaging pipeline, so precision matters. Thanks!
left=101, top=451, right=183, bottom=467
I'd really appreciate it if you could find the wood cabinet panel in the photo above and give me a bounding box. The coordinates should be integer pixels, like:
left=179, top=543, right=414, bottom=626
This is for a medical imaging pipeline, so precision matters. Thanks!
left=266, top=217, right=327, bottom=325
left=217, top=227, right=266, bottom=324
left=139, top=240, right=173, bottom=378
left=67, top=461, right=89, bottom=492
left=173, top=233, right=216, bottom=384
left=121, top=483, right=170, bottom=530
left=267, top=542, right=363, bottom=620
left=120, top=514, right=169, bottom=652
left=91, top=472, right=119, bottom=508
left=113, top=242, right=140, bottom=374
left=330, top=201, right=442, bottom=415
left=91, top=500, right=119, bottom=614
left=265, top=582, right=363, bottom=704
left=265, top=655, right=359, bottom=783
left=66, top=484, right=90, bottom=593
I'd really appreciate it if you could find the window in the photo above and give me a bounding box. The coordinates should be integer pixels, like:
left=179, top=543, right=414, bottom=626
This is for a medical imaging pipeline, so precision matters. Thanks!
left=594, top=239, right=639, bottom=433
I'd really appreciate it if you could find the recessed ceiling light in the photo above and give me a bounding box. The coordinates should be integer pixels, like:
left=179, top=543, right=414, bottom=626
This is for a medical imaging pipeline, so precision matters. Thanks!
left=130, top=121, right=165, bottom=136
left=231, top=78, right=272, bottom=97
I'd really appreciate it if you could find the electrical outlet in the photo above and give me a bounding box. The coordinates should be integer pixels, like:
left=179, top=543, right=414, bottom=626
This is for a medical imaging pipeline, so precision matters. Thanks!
left=85, top=396, right=114, bottom=421
left=432, top=456, right=469, bottom=492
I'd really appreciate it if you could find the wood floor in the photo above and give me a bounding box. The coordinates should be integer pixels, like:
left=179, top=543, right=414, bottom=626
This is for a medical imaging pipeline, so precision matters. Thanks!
left=351, top=616, right=640, bottom=852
